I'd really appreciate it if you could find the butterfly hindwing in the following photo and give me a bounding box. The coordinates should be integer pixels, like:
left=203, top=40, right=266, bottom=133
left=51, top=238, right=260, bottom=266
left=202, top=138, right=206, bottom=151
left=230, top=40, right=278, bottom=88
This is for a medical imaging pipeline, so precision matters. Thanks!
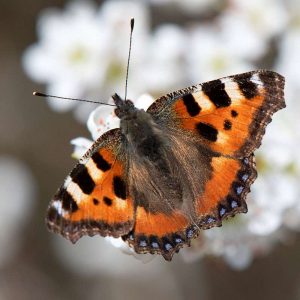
left=47, top=129, right=134, bottom=243
left=123, top=208, right=193, bottom=261
left=195, top=154, right=257, bottom=224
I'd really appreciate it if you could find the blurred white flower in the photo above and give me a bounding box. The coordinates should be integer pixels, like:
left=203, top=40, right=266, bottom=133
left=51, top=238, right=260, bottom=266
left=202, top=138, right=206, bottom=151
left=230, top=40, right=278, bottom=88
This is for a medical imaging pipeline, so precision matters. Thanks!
left=23, top=0, right=150, bottom=122
left=70, top=137, right=93, bottom=159
left=105, top=237, right=155, bottom=263
left=138, top=25, right=188, bottom=94
left=53, top=235, right=158, bottom=277
left=87, top=104, right=118, bottom=140
left=23, top=1, right=107, bottom=111
left=182, top=216, right=280, bottom=270
left=276, top=30, right=300, bottom=101
left=187, top=25, right=253, bottom=82
left=0, top=156, right=36, bottom=267
left=217, top=0, right=288, bottom=61
left=134, top=93, right=155, bottom=110
left=226, top=0, right=288, bottom=40
left=286, top=0, right=300, bottom=27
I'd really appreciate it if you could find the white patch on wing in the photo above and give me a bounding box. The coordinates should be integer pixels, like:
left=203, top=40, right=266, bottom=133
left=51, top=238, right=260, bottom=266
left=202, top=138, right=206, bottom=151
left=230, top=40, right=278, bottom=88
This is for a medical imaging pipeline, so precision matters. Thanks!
left=217, top=131, right=229, bottom=145
left=86, top=159, right=103, bottom=181
left=52, top=200, right=66, bottom=216
left=222, top=79, right=244, bottom=105
left=250, top=73, right=263, bottom=86
left=193, top=91, right=214, bottom=112
left=114, top=197, right=127, bottom=209
left=67, top=181, right=85, bottom=204
left=63, top=176, right=72, bottom=188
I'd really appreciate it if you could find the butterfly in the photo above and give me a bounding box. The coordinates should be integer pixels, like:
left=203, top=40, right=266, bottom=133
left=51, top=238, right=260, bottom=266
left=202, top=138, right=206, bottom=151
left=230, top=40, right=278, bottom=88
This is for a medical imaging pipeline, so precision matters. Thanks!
left=46, top=70, right=285, bottom=261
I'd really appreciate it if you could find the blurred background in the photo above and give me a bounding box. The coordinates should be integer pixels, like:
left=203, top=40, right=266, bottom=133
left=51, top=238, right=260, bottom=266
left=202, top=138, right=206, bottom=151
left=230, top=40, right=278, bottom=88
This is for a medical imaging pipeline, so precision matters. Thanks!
left=1, top=0, right=300, bottom=299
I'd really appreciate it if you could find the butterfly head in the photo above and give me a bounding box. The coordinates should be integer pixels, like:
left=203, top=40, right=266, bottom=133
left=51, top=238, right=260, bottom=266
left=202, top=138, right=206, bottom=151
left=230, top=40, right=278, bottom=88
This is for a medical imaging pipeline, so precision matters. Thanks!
left=112, top=93, right=137, bottom=120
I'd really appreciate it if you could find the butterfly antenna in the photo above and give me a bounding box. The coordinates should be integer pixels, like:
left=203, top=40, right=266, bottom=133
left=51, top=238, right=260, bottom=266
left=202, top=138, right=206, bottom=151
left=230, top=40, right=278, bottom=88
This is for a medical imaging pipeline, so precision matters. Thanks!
left=125, top=18, right=134, bottom=100
left=33, top=92, right=116, bottom=107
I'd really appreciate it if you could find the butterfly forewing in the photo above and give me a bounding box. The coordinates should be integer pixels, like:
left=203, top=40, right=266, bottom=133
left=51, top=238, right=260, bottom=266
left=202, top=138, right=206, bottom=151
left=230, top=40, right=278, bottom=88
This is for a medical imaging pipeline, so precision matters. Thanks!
left=147, top=70, right=285, bottom=158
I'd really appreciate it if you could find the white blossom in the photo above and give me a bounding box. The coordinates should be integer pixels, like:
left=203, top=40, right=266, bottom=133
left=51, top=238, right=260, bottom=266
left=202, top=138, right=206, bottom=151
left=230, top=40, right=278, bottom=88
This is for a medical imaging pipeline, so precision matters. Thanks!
left=70, top=137, right=93, bottom=159
left=218, top=0, right=288, bottom=61
left=137, top=25, right=188, bottom=95
left=187, top=25, right=253, bottom=83
left=23, top=1, right=150, bottom=122
left=276, top=30, right=300, bottom=103
left=23, top=2, right=108, bottom=112
left=87, top=104, right=118, bottom=141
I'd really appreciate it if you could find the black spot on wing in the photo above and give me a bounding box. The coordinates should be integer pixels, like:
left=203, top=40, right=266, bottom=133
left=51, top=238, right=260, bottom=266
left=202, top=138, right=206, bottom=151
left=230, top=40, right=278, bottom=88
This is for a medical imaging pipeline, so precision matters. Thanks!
left=61, top=190, right=79, bottom=212
left=234, top=73, right=258, bottom=99
left=93, top=198, right=99, bottom=205
left=103, top=196, right=113, bottom=206
left=92, top=152, right=111, bottom=171
left=202, top=80, right=231, bottom=108
left=196, top=122, right=218, bottom=142
left=231, top=110, right=238, bottom=117
left=70, top=164, right=95, bottom=194
left=113, top=176, right=127, bottom=199
left=224, top=119, right=232, bottom=130
left=47, top=206, right=59, bottom=222
left=182, top=94, right=201, bottom=116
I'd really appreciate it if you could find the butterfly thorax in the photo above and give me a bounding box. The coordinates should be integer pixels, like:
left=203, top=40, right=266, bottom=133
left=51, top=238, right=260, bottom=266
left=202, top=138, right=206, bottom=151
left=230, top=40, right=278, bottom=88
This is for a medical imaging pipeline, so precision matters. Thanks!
left=112, top=93, right=165, bottom=162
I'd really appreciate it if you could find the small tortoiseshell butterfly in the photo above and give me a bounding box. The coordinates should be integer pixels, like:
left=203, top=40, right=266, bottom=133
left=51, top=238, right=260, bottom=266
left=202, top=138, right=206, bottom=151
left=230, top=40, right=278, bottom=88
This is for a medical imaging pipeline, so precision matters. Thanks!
left=43, top=18, right=285, bottom=261
left=46, top=69, right=285, bottom=261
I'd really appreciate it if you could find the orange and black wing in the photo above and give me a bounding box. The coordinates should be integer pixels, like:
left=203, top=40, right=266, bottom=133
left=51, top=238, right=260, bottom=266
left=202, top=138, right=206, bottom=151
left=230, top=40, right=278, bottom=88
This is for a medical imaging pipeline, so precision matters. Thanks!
left=46, top=129, right=134, bottom=243
left=148, top=70, right=285, bottom=158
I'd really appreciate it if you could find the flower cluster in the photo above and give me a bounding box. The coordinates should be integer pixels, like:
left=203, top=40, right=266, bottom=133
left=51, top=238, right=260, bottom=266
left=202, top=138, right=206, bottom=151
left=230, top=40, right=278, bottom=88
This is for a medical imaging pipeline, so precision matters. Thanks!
left=23, top=0, right=300, bottom=270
